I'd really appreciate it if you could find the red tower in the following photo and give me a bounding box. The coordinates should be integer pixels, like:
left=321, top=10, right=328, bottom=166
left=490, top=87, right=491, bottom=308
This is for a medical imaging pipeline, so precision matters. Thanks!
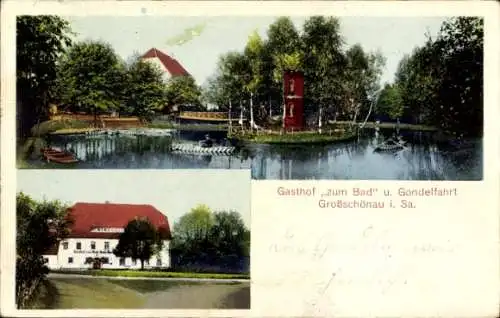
left=283, top=70, right=304, bottom=131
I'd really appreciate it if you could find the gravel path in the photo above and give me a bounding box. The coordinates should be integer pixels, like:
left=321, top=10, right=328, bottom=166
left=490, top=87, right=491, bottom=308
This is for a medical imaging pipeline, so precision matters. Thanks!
left=143, top=284, right=250, bottom=309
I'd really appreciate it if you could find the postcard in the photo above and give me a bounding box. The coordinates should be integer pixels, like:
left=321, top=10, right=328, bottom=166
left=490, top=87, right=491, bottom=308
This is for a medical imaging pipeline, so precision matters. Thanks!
left=2, top=1, right=499, bottom=317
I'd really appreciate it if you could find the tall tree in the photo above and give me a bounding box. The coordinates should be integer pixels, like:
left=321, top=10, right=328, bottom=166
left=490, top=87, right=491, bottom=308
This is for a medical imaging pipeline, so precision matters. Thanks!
left=164, top=75, right=203, bottom=110
left=55, top=40, right=126, bottom=124
left=393, top=17, right=483, bottom=136
left=16, top=16, right=73, bottom=138
left=16, top=193, right=72, bottom=308
left=113, top=217, right=166, bottom=270
left=170, top=205, right=249, bottom=271
left=376, top=83, right=404, bottom=120
left=209, top=211, right=250, bottom=265
left=301, top=16, right=346, bottom=120
left=124, top=56, right=168, bottom=121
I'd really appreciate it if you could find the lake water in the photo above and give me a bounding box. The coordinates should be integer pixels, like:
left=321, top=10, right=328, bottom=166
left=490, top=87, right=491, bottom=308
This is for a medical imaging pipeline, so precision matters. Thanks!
left=34, top=128, right=482, bottom=180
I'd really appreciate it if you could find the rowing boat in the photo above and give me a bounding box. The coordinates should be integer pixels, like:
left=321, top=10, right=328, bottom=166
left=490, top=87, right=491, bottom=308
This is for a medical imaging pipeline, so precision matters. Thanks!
left=374, top=139, right=406, bottom=152
left=41, top=148, right=79, bottom=164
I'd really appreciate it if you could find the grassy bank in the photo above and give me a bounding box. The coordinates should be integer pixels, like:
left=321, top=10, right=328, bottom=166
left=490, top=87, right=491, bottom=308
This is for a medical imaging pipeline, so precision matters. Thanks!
left=331, top=121, right=437, bottom=131
left=51, top=269, right=250, bottom=280
left=229, top=129, right=357, bottom=145
left=31, top=119, right=93, bottom=136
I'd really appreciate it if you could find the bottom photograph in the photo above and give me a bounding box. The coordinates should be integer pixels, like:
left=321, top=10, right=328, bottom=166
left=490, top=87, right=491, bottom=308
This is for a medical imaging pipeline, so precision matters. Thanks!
left=15, top=170, right=251, bottom=310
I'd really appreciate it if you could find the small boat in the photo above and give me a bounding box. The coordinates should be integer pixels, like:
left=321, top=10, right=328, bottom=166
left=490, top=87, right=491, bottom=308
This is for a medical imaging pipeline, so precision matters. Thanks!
left=41, top=148, right=79, bottom=164
left=374, top=138, right=406, bottom=152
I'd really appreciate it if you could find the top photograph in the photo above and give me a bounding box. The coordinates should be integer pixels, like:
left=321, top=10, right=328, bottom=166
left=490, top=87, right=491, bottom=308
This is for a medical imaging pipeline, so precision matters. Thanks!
left=16, top=15, right=483, bottom=180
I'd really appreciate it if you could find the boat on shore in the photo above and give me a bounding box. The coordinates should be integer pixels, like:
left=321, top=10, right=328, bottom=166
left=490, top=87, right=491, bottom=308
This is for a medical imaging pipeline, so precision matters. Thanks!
left=41, top=148, right=79, bottom=164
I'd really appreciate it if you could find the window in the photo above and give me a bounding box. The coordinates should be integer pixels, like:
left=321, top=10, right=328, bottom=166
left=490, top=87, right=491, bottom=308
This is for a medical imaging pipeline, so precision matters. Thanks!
left=119, top=258, right=125, bottom=266
left=156, top=258, right=162, bottom=266
left=145, top=260, right=149, bottom=265
left=132, top=259, right=137, bottom=266
left=43, top=258, right=49, bottom=264
left=68, top=257, right=73, bottom=264
left=104, top=241, right=110, bottom=250
left=62, top=242, right=69, bottom=250
left=76, top=242, right=81, bottom=250
left=91, top=241, right=96, bottom=250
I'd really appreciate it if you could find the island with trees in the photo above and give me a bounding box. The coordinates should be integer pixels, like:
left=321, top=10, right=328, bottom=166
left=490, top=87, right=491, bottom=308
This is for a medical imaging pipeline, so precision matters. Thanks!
left=16, top=15, right=483, bottom=178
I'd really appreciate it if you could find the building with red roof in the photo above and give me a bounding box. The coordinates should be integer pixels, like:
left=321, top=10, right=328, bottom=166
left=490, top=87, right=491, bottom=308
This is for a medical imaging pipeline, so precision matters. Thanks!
left=43, top=202, right=172, bottom=270
left=141, top=48, right=190, bottom=81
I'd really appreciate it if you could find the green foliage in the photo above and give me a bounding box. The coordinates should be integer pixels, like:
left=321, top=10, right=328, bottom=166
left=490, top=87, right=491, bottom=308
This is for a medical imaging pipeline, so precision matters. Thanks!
left=165, top=75, right=203, bottom=108
left=203, top=16, right=385, bottom=125
left=113, top=218, right=166, bottom=270
left=391, top=17, right=483, bottom=136
left=171, top=205, right=250, bottom=271
left=376, top=84, right=404, bottom=119
left=16, top=193, right=72, bottom=308
left=31, top=119, right=91, bottom=136
left=16, top=15, right=73, bottom=137
left=124, top=57, right=168, bottom=120
left=55, top=41, right=127, bottom=116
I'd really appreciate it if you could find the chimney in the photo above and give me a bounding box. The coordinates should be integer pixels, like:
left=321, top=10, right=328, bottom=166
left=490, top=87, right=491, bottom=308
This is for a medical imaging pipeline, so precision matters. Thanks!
left=105, top=201, right=110, bottom=204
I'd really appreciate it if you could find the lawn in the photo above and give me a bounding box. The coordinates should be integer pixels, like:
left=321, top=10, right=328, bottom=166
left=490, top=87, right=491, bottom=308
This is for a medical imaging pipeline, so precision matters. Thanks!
left=30, top=278, right=250, bottom=309
left=30, top=278, right=145, bottom=309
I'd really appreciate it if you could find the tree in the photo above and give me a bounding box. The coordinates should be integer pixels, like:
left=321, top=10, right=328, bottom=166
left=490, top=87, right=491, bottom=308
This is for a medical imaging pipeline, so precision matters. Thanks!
left=203, top=52, right=250, bottom=110
left=165, top=75, right=203, bottom=109
left=393, top=17, right=483, bottom=136
left=16, top=193, right=72, bottom=308
left=301, top=16, right=346, bottom=120
left=55, top=40, right=127, bottom=124
left=124, top=56, right=168, bottom=121
left=170, top=205, right=249, bottom=272
left=16, top=16, right=73, bottom=138
left=209, top=211, right=250, bottom=264
left=376, top=83, right=404, bottom=120
left=341, top=44, right=385, bottom=123
left=113, top=217, right=166, bottom=270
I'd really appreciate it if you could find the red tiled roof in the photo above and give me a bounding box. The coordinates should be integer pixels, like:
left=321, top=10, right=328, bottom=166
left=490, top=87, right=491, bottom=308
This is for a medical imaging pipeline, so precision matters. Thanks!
left=142, top=48, right=190, bottom=77
left=66, top=202, right=172, bottom=240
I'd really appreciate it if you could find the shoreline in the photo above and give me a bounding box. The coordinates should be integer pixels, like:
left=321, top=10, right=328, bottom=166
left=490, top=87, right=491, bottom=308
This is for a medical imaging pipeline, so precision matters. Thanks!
left=229, top=130, right=358, bottom=145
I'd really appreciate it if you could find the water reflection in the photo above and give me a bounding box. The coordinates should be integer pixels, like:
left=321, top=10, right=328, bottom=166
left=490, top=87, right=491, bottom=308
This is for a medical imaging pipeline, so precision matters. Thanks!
left=42, top=133, right=251, bottom=170
left=33, top=128, right=482, bottom=180
left=249, top=129, right=482, bottom=180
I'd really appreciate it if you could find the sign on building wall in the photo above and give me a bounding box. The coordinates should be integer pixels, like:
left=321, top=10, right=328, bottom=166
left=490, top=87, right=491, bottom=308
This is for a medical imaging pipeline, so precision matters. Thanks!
left=283, top=70, right=305, bottom=130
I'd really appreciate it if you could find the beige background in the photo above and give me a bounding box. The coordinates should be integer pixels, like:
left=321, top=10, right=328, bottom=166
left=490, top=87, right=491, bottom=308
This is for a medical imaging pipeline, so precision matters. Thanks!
left=2, top=1, right=499, bottom=317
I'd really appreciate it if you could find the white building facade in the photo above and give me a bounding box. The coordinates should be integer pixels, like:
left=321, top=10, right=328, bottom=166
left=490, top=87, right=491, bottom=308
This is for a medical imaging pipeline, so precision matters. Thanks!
left=43, top=202, right=172, bottom=270
left=44, top=237, right=171, bottom=270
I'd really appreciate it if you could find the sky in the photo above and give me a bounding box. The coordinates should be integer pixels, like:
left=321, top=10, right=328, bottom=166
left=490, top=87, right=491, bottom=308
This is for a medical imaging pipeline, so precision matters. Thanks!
left=65, top=16, right=448, bottom=87
left=17, top=170, right=251, bottom=227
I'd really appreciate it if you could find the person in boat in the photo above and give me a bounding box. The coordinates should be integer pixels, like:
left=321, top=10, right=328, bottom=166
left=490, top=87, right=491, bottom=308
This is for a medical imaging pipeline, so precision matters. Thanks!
left=199, top=134, right=213, bottom=148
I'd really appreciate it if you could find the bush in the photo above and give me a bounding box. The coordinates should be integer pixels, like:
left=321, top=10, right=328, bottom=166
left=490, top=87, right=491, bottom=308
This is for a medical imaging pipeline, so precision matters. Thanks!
left=31, top=119, right=92, bottom=136
left=50, top=269, right=250, bottom=280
